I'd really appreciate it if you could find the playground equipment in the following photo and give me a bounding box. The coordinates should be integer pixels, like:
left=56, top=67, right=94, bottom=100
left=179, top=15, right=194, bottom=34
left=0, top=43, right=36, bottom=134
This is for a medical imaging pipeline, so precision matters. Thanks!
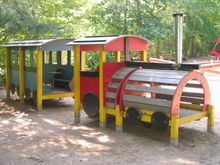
left=2, top=39, right=74, bottom=110
left=67, top=34, right=214, bottom=146
left=209, top=37, right=220, bottom=60
left=2, top=13, right=215, bottom=146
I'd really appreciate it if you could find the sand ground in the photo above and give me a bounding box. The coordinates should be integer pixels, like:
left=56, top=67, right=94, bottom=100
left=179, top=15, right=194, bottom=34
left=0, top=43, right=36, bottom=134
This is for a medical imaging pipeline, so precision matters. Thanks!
left=1, top=73, right=220, bottom=165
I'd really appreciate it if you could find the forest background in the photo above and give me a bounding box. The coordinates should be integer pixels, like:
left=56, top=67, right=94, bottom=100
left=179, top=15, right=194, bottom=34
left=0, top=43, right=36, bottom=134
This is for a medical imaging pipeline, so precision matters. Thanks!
left=0, top=0, right=219, bottom=85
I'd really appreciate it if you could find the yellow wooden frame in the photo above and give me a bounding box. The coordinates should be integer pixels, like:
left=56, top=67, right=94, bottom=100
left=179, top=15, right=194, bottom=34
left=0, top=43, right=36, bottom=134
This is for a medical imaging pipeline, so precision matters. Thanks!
left=140, top=50, right=147, bottom=61
left=81, top=51, right=86, bottom=71
left=42, top=92, right=74, bottom=100
left=115, top=105, right=123, bottom=132
left=99, top=45, right=106, bottom=128
left=19, top=47, right=25, bottom=103
left=115, top=51, right=121, bottom=62
left=36, top=48, right=43, bottom=110
left=74, top=45, right=81, bottom=123
left=105, top=104, right=213, bottom=146
left=208, top=105, right=214, bottom=132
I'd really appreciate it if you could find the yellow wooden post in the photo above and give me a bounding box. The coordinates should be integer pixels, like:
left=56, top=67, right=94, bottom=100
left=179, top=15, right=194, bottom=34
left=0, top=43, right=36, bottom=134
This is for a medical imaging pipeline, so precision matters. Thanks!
left=19, top=47, right=25, bottom=103
left=5, top=47, right=10, bottom=99
left=74, top=45, right=81, bottom=124
left=207, top=105, right=214, bottom=133
left=140, top=51, right=147, bottom=62
left=81, top=51, right=86, bottom=71
left=170, top=115, right=179, bottom=146
left=115, top=105, right=123, bottom=132
left=36, top=48, right=43, bottom=110
left=99, top=45, right=106, bottom=128
left=115, top=51, right=121, bottom=62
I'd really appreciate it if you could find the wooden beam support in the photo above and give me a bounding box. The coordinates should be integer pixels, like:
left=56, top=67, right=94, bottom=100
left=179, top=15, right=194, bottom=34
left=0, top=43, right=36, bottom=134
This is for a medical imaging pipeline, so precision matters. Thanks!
left=140, top=51, right=147, bottom=61
left=74, top=45, right=81, bottom=124
left=170, top=115, right=179, bottom=146
left=19, top=47, right=25, bottom=103
left=115, top=51, right=121, bottom=62
left=36, top=48, right=43, bottom=110
left=115, top=105, right=123, bottom=132
left=81, top=51, right=86, bottom=71
left=5, top=47, right=10, bottom=99
left=99, top=45, right=106, bottom=128
left=208, top=104, right=214, bottom=133
left=42, top=92, right=74, bottom=100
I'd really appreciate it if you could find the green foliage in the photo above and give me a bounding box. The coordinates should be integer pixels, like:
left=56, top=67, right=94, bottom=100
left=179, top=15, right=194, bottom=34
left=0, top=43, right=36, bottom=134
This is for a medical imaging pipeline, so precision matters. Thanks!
left=0, top=67, right=5, bottom=86
left=0, top=0, right=220, bottom=87
left=90, top=0, right=220, bottom=58
left=86, top=52, right=99, bottom=71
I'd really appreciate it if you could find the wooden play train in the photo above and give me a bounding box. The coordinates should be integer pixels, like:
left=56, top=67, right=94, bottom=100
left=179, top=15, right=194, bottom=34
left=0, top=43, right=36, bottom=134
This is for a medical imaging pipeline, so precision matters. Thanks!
left=2, top=35, right=215, bottom=146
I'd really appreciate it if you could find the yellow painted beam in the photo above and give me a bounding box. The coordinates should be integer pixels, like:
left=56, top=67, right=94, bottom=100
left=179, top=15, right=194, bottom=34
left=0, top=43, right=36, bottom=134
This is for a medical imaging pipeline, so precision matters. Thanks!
left=115, top=105, right=123, bottom=132
left=140, top=51, right=147, bottom=62
left=106, top=108, right=115, bottom=116
left=81, top=51, right=86, bottom=71
left=178, top=111, right=207, bottom=125
left=99, top=45, right=106, bottom=128
left=19, top=47, right=25, bottom=103
left=170, top=115, right=179, bottom=146
left=37, top=48, right=43, bottom=110
left=141, top=114, right=151, bottom=123
left=5, top=47, right=10, bottom=99
left=115, top=51, right=121, bottom=62
left=42, top=92, right=74, bottom=100
left=207, top=105, right=214, bottom=132
left=74, top=45, right=81, bottom=124
left=180, top=103, right=203, bottom=111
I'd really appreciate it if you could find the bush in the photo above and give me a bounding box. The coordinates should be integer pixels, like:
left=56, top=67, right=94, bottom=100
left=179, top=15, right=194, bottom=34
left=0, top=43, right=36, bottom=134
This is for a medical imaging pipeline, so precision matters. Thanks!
left=0, top=67, right=6, bottom=87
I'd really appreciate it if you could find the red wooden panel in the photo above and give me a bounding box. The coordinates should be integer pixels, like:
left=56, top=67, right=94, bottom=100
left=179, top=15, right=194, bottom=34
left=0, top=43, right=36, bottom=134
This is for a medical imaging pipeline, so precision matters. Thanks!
left=80, top=45, right=99, bottom=51
left=78, top=36, right=149, bottom=52
left=128, top=37, right=148, bottom=51
left=80, top=62, right=125, bottom=102
left=103, top=62, right=125, bottom=103
left=104, top=38, right=124, bottom=51
left=80, top=76, right=99, bottom=102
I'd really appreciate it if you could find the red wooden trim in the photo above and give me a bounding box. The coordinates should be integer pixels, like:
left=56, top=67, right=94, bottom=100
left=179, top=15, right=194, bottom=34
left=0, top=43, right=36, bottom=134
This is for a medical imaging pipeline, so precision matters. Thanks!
left=116, top=67, right=141, bottom=111
left=170, top=71, right=210, bottom=116
left=79, top=36, right=149, bottom=52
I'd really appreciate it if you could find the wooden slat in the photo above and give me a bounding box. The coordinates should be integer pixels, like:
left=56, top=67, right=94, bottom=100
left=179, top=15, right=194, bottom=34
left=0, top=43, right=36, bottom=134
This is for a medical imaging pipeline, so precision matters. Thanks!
left=106, top=92, right=116, bottom=99
left=128, top=75, right=181, bottom=84
left=124, top=101, right=170, bottom=113
left=125, top=84, right=175, bottom=95
left=132, top=70, right=186, bottom=79
left=117, top=67, right=136, bottom=73
left=181, top=96, right=204, bottom=104
left=136, top=69, right=188, bottom=75
left=123, top=94, right=171, bottom=107
left=186, top=83, right=202, bottom=88
left=112, top=68, right=136, bottom=79
left=108, top=82, right=120, bottom=89
left=156, top=94, right=173, bottom=100
left=105, top=102, right=115, bottom=109
left=112, top=73, right=127, bottom=79
left=182, top=92, right=204, bottom=98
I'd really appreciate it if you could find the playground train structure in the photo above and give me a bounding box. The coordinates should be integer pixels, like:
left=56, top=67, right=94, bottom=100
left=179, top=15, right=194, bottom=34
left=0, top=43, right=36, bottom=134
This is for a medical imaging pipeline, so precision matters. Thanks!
left=1, top=13, right=219, bottom=146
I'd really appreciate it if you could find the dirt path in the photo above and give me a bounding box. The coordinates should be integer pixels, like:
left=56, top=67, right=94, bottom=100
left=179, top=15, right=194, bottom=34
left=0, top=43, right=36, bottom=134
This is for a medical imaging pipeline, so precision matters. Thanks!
left=1, top=73, right=220, bottom=165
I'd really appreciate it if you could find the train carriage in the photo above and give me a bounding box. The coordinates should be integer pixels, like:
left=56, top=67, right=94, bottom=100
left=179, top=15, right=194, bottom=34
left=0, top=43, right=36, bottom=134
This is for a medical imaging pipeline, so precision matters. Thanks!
left=2, top=38, right=74, bottom=110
